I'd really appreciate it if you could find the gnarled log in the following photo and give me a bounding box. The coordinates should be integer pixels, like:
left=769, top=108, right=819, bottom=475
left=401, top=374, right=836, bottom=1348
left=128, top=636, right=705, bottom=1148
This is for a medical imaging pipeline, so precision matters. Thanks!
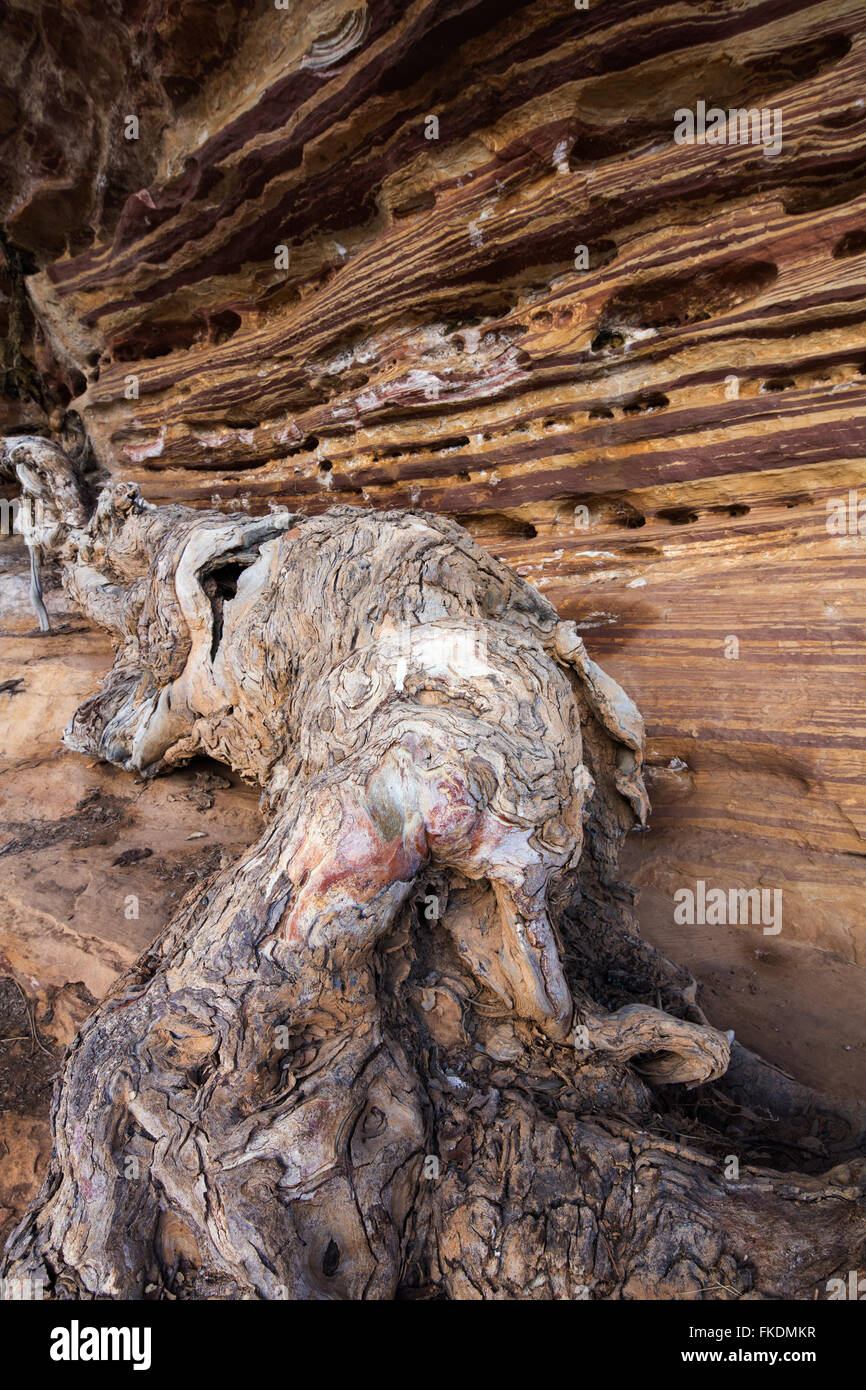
left=2, top=440, right=863, bottom=1300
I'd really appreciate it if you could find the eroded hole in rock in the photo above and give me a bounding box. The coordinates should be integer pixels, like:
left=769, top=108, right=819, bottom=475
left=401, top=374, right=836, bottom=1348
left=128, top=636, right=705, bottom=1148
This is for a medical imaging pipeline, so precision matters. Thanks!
left=393, top=188, right=436, bottom=219
left=462, top=513, right=537, bottom=539
left=110, top=320, right=205, bottom=361
left=746, top=31, right=851, bottom=84
left=285, top=435, right=320, bottom=456
left=622, top=392, right=669, bottom=414
left=208, top=310, right=242, bottom=345
left=590, top=329, right=625, bottom=353
left=832, top=229, right=866, bottom=258
left=784, top=173, right=866, bottom=216
left=567, top=496, right=646, bottom=530
left=568, top=125, right=640, bottom=167
left=375, top=436, right=470, bottom=461
left=598, top=259, right=778, bottom=335
left=709, top=503, right=751, bottom=518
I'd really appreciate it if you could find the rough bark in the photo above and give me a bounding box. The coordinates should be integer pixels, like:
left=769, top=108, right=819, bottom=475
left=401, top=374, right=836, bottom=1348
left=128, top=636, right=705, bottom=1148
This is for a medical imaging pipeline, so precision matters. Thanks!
left=1, top=439, right=863, bottom=1300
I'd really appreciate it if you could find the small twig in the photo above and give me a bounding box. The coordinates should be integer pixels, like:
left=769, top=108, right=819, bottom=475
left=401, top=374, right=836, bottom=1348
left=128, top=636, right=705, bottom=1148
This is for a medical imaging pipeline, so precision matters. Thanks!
left=680, top=1281, right=741, bottom=1298
left=7, top=976, right=54, bottom=1058
left=600, top=1228, right=621, bottom=1280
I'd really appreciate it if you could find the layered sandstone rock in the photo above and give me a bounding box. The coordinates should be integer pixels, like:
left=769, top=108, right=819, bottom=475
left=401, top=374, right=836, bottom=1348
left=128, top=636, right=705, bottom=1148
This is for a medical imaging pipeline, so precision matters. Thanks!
left=1, top=0, right=864, bottom=1250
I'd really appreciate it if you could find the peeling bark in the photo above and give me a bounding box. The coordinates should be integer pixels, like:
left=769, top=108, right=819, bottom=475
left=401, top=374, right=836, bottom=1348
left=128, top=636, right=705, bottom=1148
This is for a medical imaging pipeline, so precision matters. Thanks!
left=2, top=439, right=863, bottom=1300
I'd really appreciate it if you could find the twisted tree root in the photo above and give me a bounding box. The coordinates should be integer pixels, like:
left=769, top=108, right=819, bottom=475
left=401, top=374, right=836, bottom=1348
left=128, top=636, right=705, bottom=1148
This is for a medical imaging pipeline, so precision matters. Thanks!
left=1, top=439, right=863, bottom=1300
left=575, top=1004, right=731, bottom=1087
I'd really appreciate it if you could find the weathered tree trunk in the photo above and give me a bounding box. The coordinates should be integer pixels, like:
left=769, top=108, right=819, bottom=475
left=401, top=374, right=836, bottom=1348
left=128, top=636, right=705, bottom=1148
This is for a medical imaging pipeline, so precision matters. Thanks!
left=2, top=438, right=864, bottom=1300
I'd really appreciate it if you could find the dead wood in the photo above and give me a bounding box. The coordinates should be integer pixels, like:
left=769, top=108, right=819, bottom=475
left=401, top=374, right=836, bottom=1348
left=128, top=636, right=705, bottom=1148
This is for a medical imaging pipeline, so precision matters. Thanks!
left=2, top=439, right=863, bottom=1300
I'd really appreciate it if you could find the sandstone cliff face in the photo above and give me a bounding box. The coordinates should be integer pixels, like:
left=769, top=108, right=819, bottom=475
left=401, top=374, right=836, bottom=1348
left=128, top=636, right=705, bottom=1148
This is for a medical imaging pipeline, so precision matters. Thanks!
left=1, top=0, right=865, bottom=1235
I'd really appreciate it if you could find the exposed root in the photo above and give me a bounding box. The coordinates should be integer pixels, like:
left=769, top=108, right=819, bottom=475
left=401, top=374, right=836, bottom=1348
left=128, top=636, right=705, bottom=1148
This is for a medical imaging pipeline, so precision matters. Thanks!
left=2, top=440, right=863, bottom=1300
